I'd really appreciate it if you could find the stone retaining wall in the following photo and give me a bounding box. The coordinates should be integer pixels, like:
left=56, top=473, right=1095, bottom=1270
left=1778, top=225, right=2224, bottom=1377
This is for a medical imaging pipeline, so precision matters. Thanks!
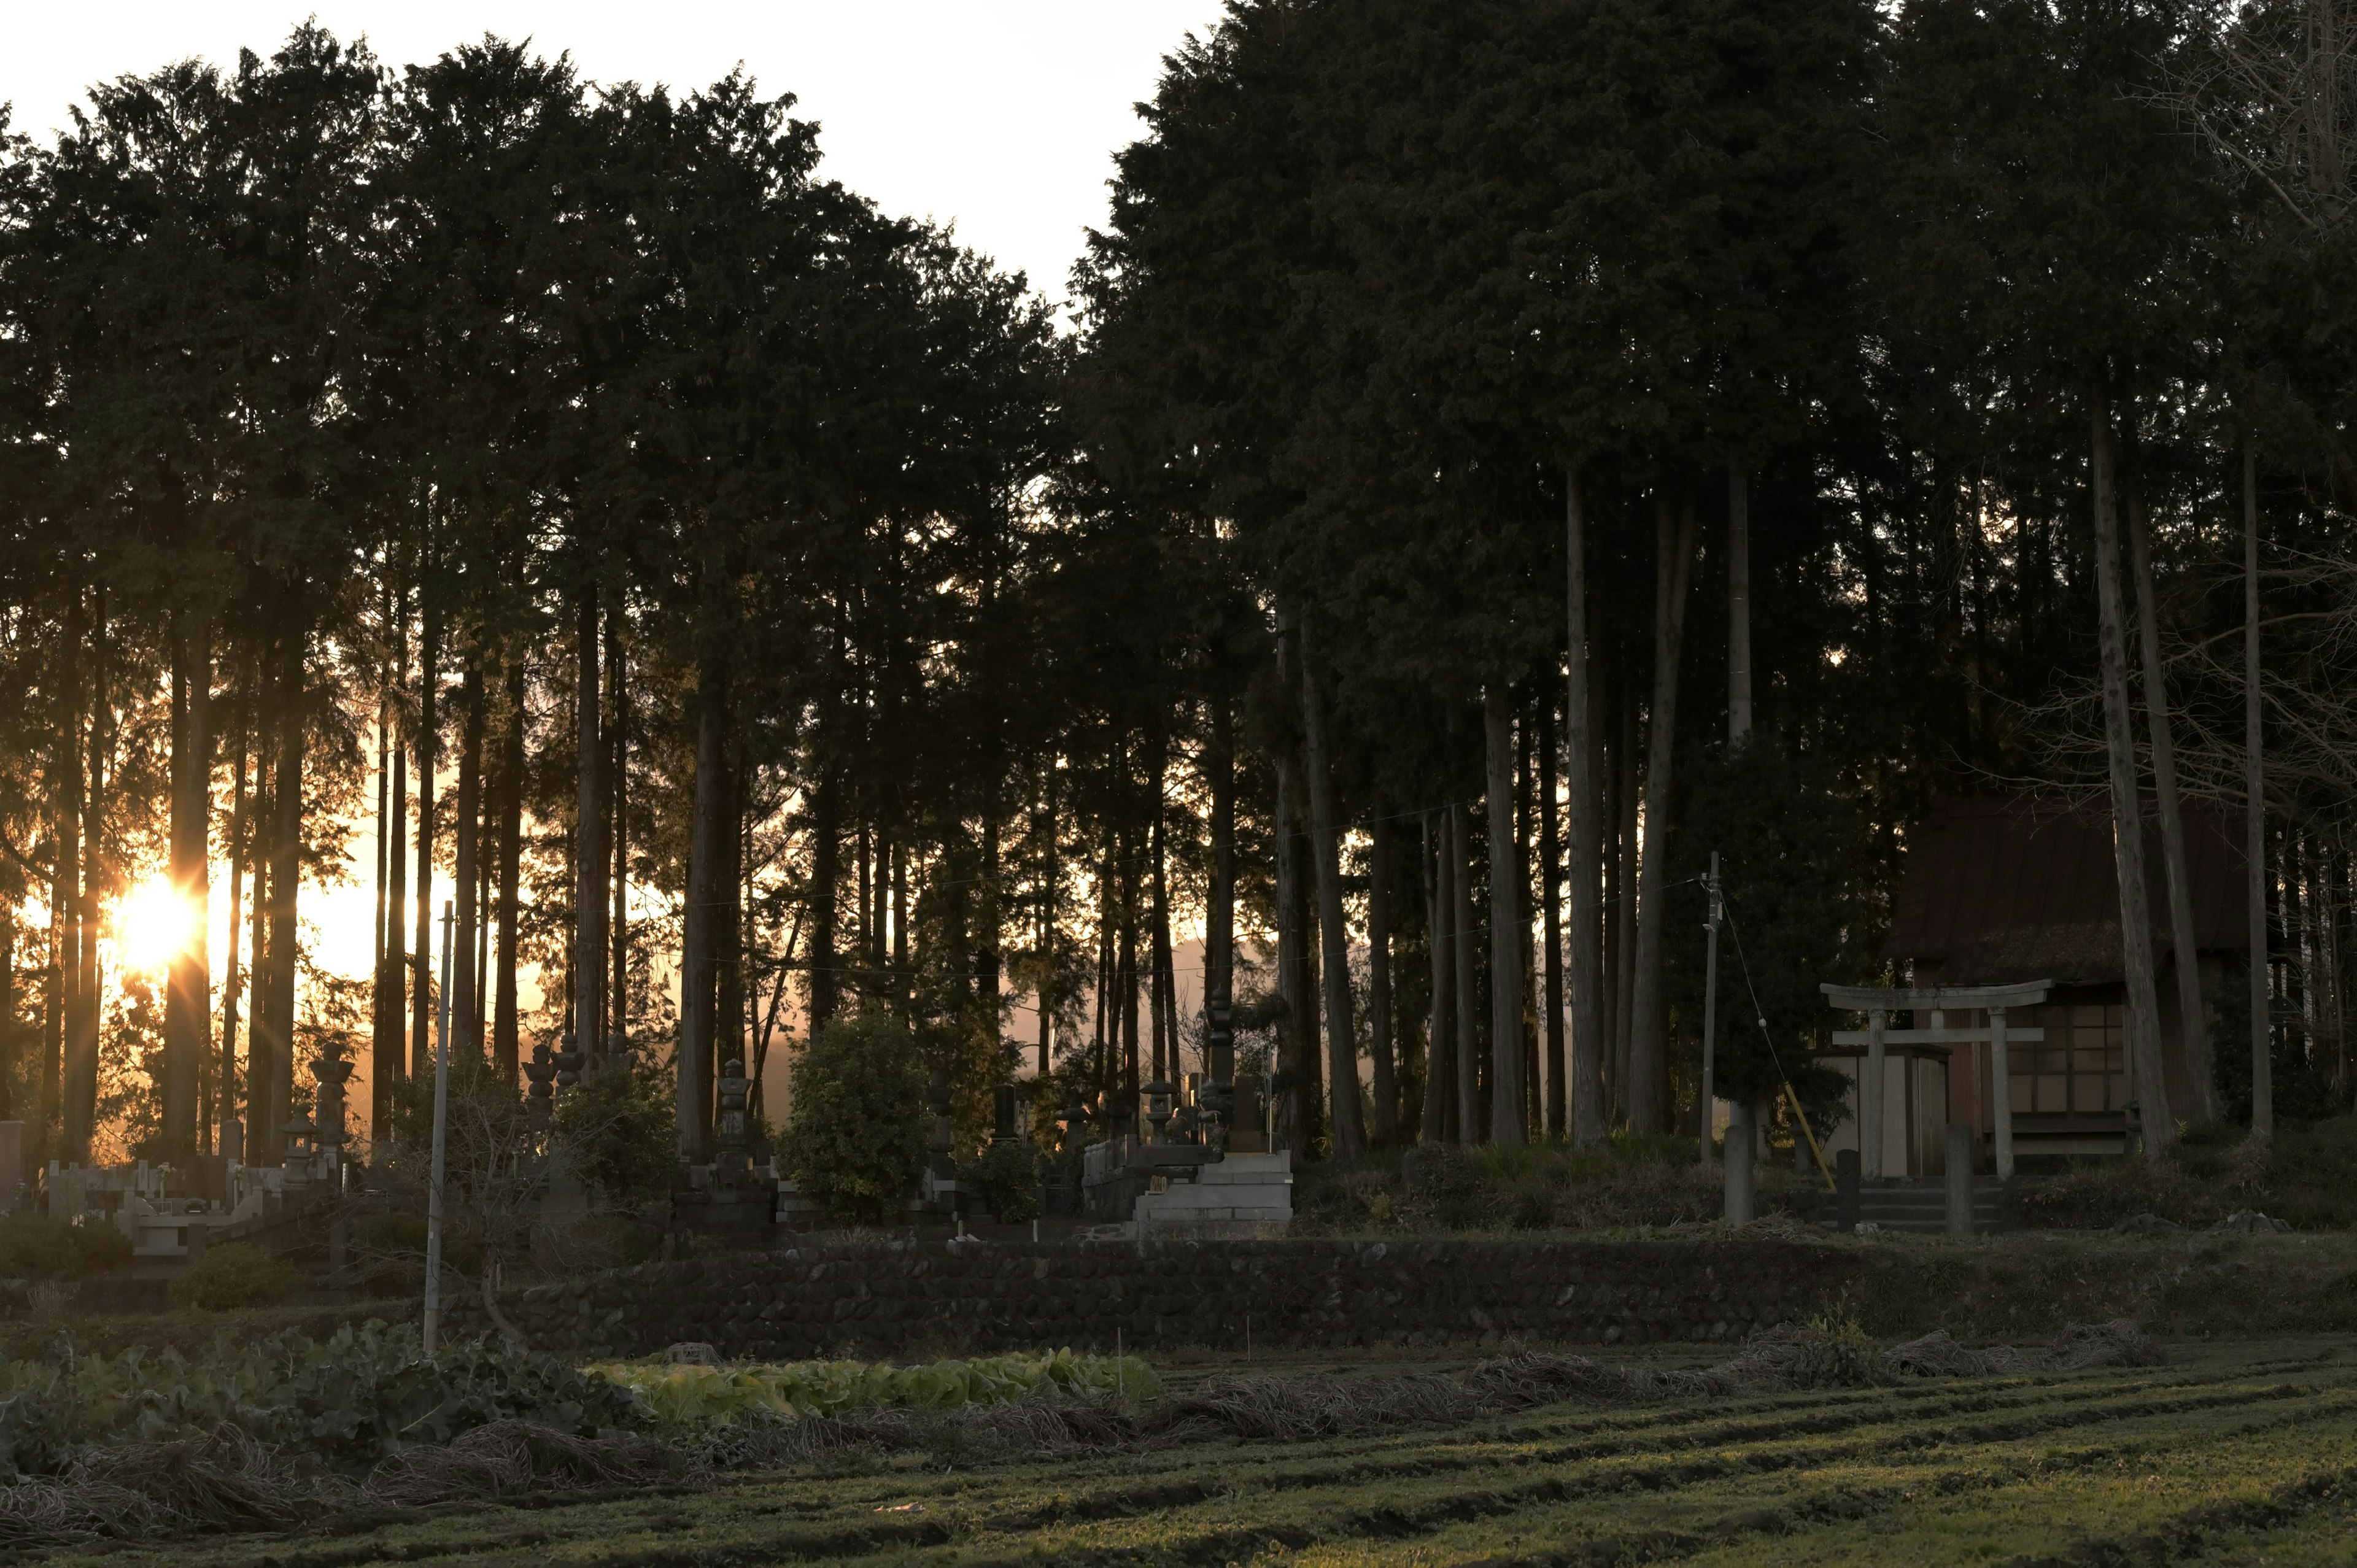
left=490, top=1238, right=1854, bottom=1361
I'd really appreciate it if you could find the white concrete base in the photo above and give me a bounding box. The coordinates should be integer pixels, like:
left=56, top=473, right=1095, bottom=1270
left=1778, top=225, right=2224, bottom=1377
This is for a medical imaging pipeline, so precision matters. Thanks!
left=1131, top=1150, right=1291, bottom=1237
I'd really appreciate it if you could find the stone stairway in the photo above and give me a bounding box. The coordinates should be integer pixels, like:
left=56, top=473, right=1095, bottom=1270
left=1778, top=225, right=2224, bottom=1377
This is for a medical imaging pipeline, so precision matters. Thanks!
left=1850, top=1178, right=2010, bottom=1235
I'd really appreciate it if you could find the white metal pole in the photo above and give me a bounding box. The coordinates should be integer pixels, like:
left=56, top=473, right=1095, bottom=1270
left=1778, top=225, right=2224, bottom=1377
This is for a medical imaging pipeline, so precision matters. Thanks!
left=424, top=899, right=454, bottom=1354
left=1698, top=852, right=1720, bottom=1163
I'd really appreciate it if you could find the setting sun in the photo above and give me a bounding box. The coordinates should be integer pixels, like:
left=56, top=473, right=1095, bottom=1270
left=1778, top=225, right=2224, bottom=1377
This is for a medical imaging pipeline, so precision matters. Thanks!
left=114, top=878, right=198, bottom=973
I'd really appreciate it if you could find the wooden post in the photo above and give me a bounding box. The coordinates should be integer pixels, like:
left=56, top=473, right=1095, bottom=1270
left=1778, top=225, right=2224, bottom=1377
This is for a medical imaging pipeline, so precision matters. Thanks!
left=1864, top=1008, right=1887, bottom=1182
left=1990, top=1005, right=2014, bottom=1182
left=1944, top=1122, right=1974, bottom=1236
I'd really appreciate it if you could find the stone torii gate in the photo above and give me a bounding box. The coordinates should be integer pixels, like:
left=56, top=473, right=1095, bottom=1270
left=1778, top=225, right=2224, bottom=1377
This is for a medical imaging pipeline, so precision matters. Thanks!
left=1820, top=981, right=2053, bottom=1182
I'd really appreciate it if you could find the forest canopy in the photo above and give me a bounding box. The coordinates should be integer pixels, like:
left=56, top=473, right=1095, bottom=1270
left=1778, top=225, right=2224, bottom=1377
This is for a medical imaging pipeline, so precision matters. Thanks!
left=2, top=0, right=2355, bottom=1176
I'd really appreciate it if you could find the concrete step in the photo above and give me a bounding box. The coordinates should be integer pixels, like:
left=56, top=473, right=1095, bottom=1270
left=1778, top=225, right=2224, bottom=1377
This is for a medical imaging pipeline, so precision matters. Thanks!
left=1848, top=1180, right=2010, bottom=1234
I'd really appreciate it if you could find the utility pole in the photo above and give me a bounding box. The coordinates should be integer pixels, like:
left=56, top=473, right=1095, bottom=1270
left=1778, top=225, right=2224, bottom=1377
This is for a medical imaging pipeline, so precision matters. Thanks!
left=1698, top=852, right=1722, bottom=1164
left=424, top=898, right=453, bottom=1354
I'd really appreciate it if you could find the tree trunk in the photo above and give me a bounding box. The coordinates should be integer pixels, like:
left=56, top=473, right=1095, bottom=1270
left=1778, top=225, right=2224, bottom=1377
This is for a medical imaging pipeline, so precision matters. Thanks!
left=222, top=667, right=252, bottom=1154
left=1368, top=813, right=1398, bottom=1145
left=1451, top=800, right=1479, bottom=1141
left=679, top=684, right=730, bottom=1164
left=62, top=594, right=101, bottom=1166
left=1727, top=461, right=1754, bottom=747
left=452, top=663, right=484, bottom=1059
left=1628, top=492, right=1700, bottom=1133
left=1150, top=782, right=1169, bottom=1084
left=164, top=609, right=209, bottom=1159
left=1299, top=624, right=1366, bottom=1160
left=494, top=662, right=524, bottom=1086
left=1119, top=863, right=1140, bottom=1105
left=1611, top=676, right=1638, bottom=1115
left=1209, top=695, right=1236, bottom=1019
left=260, top=623, right=305, bottom=1166
left=242, top=741, right=271, bottom=1165
left=611, top=609, right=630, bottom=1048
left=1274, top=665, right=1315, bottom=1149
left=377, top=616, right=406, bottom=1132
left=1565, top=473, right=1608, bottom=1147
left=2245, top=439, right=2273, bottom=1138
left=2125, top=483, right=2215, bottom=1124
left=1423, top=813, right=1453, bottom=1144
left=1037, top=773, right=1058, bottom=1078
left=2089, top=389, right=2173, bottom=1156
left=412, top=604, right=437, bottom=1079
left=1539, top=694, right=1567, bottom=1140
left=574, top=593, right=607, bottom=1062
left=716, top=735, right=744, bottom=1083
left=807, top=762, right=840, bottom=1036
left=1484, top=688, right=1527, bottom=1143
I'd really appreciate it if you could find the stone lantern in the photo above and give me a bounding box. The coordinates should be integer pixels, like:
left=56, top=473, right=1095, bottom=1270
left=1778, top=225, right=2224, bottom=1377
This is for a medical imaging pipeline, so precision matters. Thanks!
left=524, top=1040, right=557, bottom=1131
left=1142, top=1079, right=1175, bottom=1143
left=715, top=1057, right=750, bottom=1188
left=311, top=1037, right=354, bottom=1189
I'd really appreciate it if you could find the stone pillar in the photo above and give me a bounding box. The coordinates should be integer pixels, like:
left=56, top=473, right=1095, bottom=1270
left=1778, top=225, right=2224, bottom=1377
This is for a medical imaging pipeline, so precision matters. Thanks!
left=1989, top=1007, right=2014, bottom=1181
left=1945, top=1121, right=1975, bottom=1236
left=1863, top=1007, right=1887, bottom=1181
left=1723, top=1100, right=1755, bottom=1223
left=1835, top=1148, right=1859, bottom=1233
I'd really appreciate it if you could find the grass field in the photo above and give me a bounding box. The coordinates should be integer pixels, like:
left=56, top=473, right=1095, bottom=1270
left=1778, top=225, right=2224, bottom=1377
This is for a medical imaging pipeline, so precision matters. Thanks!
left=68, top=1335, right=2357, bottom=1567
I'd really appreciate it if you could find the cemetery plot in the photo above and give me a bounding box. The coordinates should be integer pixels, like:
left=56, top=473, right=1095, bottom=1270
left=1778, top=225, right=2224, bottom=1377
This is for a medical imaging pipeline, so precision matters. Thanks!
left=85, top=1335, right=2357, bottom=1567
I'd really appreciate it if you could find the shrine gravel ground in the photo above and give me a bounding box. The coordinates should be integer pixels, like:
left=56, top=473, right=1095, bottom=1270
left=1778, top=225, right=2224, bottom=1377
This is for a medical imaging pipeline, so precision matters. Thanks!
left=62, top=1336, right=2357, bottom=1568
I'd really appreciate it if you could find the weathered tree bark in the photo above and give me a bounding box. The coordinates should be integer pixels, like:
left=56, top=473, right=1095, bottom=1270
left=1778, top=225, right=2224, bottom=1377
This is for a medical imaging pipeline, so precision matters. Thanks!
left=1450, top=800, right=1479, bottom=1140
left=1368, top=813, right=1398, bottom=1144
left=2245, top=439, right=2273, bottom=1138
left=1299, top=624, right=1366, bottom=1160
left=1152, top=811, right=1177, bottom=1081
left=1484, top=688, right=1528, bottom=1143
left=1628, top=493, right=1700, bottom=1134
left=1036, top=773, right=1058, bottom=1078
left=412, top=603, right=437, bottom=1079
left=1517, top=713, right=1539, bottom=1127
left=451, top=663, right=484, bottom=1059
left=2125, top=484, right=2215, bottom=1124
left=2089, top=390, right=2173, bottom=1156
left=573, top=594, right=607, bottom=1064
left=1423, top=813, right=1453, bottom=1144
left=164, top=609, right=210, bottom=1159
left=1565, top=473, right=1608, bottom=1147
left=44, top=783, right=68, bottom=1166
left=679, top=686, right=732, bottom=1163
left=494, top=662, right=524, bottom=1086
left=260, top=624, right=305, bottom=1166
left=0, top=908, right=14, bottom=1122
left=1727, top=462, right=1753, bottom=747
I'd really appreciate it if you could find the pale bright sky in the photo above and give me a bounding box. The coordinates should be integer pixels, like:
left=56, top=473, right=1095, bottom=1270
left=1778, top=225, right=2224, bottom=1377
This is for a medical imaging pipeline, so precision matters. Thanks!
left=1, top=1, right=1231, bottom=309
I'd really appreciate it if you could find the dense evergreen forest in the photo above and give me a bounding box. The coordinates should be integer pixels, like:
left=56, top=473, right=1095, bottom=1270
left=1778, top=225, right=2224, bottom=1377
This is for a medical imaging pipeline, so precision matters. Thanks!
left=3, top=0, right=2356, bottom=1176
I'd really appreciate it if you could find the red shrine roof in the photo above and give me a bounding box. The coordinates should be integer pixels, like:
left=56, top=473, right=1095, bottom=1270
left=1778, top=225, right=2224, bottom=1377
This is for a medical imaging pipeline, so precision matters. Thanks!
left=1883, top=795, right=2250, bottom=986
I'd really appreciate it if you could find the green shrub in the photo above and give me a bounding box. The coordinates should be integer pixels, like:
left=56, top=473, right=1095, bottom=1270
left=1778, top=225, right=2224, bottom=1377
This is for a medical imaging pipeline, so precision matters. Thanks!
left=596, top=1349, right=1161, bottom=1431
left=554, top=1054, right=678, bottom=1205
left=69, top=1219, right=132, bottom=1274
left=0, top=1216, right=92, bottom=1279
left=977, top=1138, right=1042, bottom=1222
left=780, top=1011, right=927, bottom=1224
left=170, top=1240, right=300, bottom=1311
